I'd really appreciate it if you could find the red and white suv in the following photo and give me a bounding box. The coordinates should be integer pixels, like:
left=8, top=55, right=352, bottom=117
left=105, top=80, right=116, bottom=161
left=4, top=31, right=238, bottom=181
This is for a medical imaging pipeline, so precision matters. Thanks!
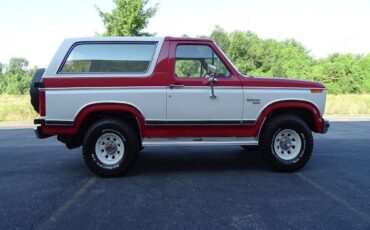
left=30, top=37, right=329, bottom=177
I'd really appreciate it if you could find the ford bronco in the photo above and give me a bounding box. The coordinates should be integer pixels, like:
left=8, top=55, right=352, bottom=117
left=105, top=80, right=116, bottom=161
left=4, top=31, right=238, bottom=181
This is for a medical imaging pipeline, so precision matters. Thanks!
left=30, top=37, right=329, bottom=177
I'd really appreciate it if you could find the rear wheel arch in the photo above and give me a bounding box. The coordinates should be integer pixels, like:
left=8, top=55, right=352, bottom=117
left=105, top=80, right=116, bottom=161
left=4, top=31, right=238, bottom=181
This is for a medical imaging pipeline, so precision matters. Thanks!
left=61, top=103, right=145, bottom=148
left=79, top=110, right=142, bottom=140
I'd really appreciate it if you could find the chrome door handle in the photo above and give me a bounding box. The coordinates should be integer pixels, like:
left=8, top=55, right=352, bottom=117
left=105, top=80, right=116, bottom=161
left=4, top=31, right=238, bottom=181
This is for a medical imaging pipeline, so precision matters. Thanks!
left=169, top=84, right=185, bottom=89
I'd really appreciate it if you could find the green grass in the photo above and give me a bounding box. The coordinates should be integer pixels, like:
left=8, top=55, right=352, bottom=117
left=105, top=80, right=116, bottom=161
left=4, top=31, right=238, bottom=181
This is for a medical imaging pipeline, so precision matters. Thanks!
left=0, top=94, right=369, bottom=124
left=0, top=95, right=37, bottom=123
left=325, top=94, right=370, bottom=116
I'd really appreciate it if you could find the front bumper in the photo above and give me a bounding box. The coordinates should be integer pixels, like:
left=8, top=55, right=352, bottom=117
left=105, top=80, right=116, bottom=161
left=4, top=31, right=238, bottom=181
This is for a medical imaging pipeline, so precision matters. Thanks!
left=323, top=119, right=330, bottom=134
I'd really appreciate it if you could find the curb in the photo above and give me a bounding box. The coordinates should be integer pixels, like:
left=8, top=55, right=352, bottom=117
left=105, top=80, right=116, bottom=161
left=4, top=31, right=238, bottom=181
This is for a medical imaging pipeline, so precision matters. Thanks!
left=324, top=116, right=370, bottom=122
left=0, top=122, right=34, bottom=129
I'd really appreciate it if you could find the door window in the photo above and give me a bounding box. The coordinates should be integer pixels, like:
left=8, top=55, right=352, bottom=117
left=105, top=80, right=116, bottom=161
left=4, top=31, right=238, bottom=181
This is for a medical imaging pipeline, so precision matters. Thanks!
left=175, top=45, right=230, bottom=78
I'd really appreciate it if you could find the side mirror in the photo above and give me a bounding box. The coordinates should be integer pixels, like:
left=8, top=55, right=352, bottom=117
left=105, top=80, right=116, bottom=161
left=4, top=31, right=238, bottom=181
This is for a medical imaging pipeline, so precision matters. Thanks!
left=207, top=64, right=217, bottom=75
left=207, top=64, right=218, bottom=99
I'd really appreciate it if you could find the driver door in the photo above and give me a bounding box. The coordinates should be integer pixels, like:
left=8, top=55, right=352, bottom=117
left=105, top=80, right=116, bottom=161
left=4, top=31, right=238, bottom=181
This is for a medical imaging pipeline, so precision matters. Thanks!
left=166, top=41, right=243, bottom=125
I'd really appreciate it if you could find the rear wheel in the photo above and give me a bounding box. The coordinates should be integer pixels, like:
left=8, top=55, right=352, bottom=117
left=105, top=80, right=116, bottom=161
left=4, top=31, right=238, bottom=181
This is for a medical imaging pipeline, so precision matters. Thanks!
left=82, top=119, right=140, bottom=177
left=259, top=114, right=313, bottom=172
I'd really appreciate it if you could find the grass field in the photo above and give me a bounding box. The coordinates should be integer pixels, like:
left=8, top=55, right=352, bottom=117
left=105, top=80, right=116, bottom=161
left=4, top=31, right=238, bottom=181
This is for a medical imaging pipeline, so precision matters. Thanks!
left=0, top=95, right=37, bottom=123
left=0, top=94, right=369, bottom=123
left=325, top=94, right=370, bottom=116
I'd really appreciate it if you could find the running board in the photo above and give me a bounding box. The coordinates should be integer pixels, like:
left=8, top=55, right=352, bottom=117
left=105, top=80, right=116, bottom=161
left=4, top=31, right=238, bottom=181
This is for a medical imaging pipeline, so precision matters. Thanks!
left=142, top=137, right=258, bottom=147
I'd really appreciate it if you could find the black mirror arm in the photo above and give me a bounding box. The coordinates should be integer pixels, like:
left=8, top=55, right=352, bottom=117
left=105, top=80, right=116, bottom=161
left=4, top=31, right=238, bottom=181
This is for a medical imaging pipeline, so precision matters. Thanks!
left=209, top=74, right=217, bottom=99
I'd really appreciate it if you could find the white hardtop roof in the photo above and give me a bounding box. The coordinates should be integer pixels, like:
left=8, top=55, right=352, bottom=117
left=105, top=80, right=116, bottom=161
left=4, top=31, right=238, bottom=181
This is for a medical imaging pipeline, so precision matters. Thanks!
left=63, top=37, right=165, bottom=43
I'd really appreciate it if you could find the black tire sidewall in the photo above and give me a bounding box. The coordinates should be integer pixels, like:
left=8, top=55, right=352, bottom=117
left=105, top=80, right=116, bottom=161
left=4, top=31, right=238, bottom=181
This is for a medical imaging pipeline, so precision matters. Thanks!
left=269, top=125, right=307, bottom=165
left=83, top=121, right=136, bottom=176
left=261, top=116, right=313, bottom=171
left=90, top=128, right=128, bottom=170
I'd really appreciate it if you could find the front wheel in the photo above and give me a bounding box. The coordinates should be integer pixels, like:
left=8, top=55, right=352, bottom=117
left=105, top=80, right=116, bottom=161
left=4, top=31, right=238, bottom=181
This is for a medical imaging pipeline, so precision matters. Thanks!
left=82, top=119, right=140, bottom=177
left=259, top=115, right=313, bottom=172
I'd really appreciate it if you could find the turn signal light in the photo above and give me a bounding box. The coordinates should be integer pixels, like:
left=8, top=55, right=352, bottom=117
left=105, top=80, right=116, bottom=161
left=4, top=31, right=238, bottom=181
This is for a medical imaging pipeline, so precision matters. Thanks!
left=310, top=89, right=323, bottom=94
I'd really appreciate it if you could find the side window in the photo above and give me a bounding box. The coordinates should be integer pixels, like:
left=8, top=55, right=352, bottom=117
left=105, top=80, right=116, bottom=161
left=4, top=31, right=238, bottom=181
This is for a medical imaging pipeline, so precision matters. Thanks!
left=60, top=43, right=157, bottom=73
left=175, top=60, right=203, bottom=77
left=175, top=45, right=230, bottom=78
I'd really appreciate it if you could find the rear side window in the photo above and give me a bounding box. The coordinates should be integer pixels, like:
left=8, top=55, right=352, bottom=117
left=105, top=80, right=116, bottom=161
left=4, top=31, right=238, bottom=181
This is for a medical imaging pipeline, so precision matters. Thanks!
left=60, top=43, right=157, bottom=73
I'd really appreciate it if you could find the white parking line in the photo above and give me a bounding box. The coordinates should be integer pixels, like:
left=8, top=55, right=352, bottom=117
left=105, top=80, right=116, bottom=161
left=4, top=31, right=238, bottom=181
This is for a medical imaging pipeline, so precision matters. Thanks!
left=36, top=177, right=96, bottom=229
left=296, top=173, right=370, bottom=224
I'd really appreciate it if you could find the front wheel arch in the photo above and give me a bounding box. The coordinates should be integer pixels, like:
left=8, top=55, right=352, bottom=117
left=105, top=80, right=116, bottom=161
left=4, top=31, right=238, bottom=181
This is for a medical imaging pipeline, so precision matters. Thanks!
left=255, top=101, right=323, bottom=135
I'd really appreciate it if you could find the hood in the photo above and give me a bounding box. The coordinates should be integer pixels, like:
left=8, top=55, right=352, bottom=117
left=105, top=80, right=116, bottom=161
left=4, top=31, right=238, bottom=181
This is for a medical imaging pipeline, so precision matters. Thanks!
left=239, top=74, right=325, bottom=89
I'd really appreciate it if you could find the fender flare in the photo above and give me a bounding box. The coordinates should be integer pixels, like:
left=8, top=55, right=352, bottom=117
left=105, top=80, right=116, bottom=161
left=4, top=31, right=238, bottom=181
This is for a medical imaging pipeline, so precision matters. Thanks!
left=41, top=103, right=146, bottom=136
left=255, top=100, right=324, bottom=134
left=73, top=102, right=146, bottom=131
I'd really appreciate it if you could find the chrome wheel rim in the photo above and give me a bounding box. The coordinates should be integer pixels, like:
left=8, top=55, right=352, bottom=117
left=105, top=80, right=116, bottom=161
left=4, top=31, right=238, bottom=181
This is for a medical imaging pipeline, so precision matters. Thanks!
left=95, top=132, right=124, bottom=165
left=273, top=129, right=302, bottom=160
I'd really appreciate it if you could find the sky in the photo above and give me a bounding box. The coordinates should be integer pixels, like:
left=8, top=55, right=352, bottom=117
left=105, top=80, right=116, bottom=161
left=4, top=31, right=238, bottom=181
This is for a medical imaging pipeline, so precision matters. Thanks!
left=1, top=0, right=370, bottom=67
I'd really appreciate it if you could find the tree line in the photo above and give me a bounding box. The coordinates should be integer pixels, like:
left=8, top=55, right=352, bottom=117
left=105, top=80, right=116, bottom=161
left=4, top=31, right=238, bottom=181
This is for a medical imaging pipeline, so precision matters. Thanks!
left=208, top=26, right=370, bottom=94
left=0, top=58, right=36, bottom=94
left=1, top=27, right=369, bottom=95
left=1, top=0, right=369, bottom=95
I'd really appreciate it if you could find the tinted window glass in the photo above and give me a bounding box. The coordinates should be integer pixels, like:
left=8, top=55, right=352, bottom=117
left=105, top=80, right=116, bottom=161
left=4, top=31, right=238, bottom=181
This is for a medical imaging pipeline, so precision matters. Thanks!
left=60, top=43, right=157, bottom=73
left=175, top=60, right=204, bottom=77
left=175, top=45, right=230, bottom=78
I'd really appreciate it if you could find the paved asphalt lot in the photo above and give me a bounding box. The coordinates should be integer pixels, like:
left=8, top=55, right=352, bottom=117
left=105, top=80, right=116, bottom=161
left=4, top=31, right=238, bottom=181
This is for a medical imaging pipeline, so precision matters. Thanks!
left=0, top=122, right=369, bottom=230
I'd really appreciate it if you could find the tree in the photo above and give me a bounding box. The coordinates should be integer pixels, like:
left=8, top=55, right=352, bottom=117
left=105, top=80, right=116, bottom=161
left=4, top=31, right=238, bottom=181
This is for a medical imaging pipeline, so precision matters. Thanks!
left=311, top=54, right=363, bottom=94
left=97, top=0, right=158, bottom=36
left=353, top=54, right=370, bottom=93
left=227, top=31, right=264, bottom=74
left=210, top=26, right=230, bottom=53
left=1, top=26, right=370, bottom=95
left=267, top=39, right=313, bottom=79
left=2, top=58, right=34, bottom=94
left=0, top=62, right=3, bottom=94
left=5, top=58, right=29, bottom=94
left=8, top=58, right=28, bottom=74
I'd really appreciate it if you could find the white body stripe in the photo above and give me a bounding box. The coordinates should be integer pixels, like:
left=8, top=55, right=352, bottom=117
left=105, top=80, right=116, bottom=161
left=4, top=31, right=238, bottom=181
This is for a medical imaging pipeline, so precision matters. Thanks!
left=167, top=87, right=243, bottom=121
left=44, top=86, right=326, bottom=124
left=243, top=88, right=326, bottom=121
left=45, top=88, right=167, bottom=121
